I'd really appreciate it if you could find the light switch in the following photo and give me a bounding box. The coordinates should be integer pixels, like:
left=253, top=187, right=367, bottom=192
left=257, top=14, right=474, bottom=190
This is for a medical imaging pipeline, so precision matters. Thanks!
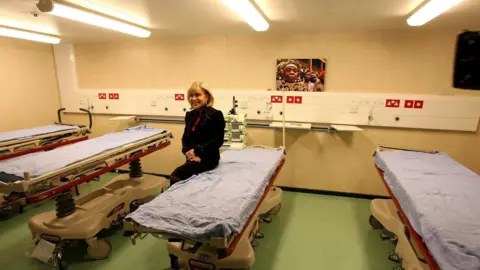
left=239, top=101, right=247, bottom=109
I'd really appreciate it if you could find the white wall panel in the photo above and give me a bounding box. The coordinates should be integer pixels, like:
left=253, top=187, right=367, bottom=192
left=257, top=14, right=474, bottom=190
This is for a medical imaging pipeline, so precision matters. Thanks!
left=55, top=44, right=480, bottom=132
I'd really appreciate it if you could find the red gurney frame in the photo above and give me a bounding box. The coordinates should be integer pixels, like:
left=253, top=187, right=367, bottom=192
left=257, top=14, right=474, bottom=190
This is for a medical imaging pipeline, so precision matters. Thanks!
left=1, top=140, right=171, bottom=212
left=375, top=164, right=440, bottom=270
left=0, top=136, right=88, bottom=161
left=227, top=158, right=285, bottom=256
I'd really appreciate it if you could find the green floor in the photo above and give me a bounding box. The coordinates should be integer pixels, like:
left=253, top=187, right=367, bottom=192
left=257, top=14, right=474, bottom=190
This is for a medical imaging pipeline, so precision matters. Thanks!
left=0, top=174, right=397, bottom=270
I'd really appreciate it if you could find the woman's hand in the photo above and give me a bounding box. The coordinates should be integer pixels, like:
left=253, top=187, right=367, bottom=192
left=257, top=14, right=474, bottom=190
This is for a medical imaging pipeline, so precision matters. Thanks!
left=186, top=149, right=195, bottom=159
left=185, top=149, right=201, bottom=162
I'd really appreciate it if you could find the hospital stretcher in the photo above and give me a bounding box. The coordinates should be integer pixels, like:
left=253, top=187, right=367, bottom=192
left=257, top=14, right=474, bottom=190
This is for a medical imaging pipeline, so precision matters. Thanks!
left=21, top=128, right=172, bottom=269
left=369, top=146, right=480, bottom=270
left=0, top=108, right=92, bottom=161
left=124, top=147, right=285, bottom=270
left=0, top=127, right=171, bottom=215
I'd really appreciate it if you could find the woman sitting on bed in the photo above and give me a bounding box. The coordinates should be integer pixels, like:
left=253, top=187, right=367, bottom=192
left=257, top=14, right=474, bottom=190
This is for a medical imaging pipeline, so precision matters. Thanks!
left=170, top=81, right=226, bottom=184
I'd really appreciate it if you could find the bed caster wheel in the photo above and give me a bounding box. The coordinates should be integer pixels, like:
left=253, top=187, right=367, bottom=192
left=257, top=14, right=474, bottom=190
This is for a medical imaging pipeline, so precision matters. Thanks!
left=369, top=215, right=384, bottom=230
left=251, top=240, right=259, bottom=248
left=168, top=254, right=180, bottom=270
left=56, top=252, right=68, bottom=270
left=268, top=204, right=281, bottom=215
left=111, top=213, right=126, bottom=228
left=255, top=232, right=265, bottom=239
left=260, top=217, right=272, bottom=224
left=87, top=239, right=112, bottom=260
left=129, top=200, right=144, bottom=212
left=388, top=251, right=401, bottom=263
left=380, top=229, right=398, bottom=242
left=18, top=204, right=25, bottom=214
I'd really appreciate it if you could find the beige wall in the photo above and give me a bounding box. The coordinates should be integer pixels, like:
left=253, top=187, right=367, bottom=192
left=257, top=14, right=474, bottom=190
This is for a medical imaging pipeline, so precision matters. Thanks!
left=0, top=38, right=60, bottom=131
left=64, top=30, right=480, bottom=196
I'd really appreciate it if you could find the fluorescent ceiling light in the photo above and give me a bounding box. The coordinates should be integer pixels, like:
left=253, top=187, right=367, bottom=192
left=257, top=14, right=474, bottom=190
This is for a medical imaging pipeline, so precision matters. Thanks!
left=80, top=0, right=149, bottom=27
left=407, top=0, right=464, bottom=26
left=0, top=26, right=60, bottom=44
left=49, top=3, right=151, bottom=38
left=222, top=0, right=269, bottom=31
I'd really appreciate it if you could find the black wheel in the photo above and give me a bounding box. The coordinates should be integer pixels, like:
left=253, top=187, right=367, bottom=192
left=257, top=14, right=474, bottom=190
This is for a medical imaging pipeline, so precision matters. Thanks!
left=388, top=250, right=401, bottom=263
left=129, top=200, right=144, bottom=212
left=169, top=254, right=180, bottom=270
left=260, top=217, right=272, bottom=224
left=369, top=215, right=384, bottom=229
left=255, top=232, right=265, bottom=239
left=380, top=228, right=398, bottom=242
left=56, top=252, right=68, bottom=270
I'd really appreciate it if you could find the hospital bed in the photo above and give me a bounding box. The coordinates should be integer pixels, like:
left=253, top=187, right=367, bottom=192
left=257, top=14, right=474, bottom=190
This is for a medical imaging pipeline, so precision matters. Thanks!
left=370, top=146, right=480, bottom=270
left=0, top=108, right=92, bottom=161
left=0, top=126, right=171, bottom=215
left=9, top=126, right=173, bottom=270
left=124, top=147, right=286, bottom=270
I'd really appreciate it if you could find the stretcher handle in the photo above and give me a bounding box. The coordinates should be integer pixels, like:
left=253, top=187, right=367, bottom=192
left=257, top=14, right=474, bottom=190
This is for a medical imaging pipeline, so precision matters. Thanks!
left=57, top=108, right=66, bottom=123
left=79, top=108, right=93, bottom=130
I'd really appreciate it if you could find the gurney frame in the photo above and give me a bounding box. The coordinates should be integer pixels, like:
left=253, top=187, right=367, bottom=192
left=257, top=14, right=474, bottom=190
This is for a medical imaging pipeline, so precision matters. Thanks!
left=0, top=108, right=92, bottom=161
left=124, top=155, right=286, bottom=270
left=0, top=131, right=173, bottom=214
left=370, top=146, right=440, bottom=270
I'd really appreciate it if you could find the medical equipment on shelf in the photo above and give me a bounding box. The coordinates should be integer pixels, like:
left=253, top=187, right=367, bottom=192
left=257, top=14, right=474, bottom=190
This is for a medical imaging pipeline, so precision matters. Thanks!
left=228, top=96, right=239, bottom=115
left=223, top=113, right=247, bottom=150
left=124, top=147, right=285, bottom=270
left=22, top=127, right=172, bottom=269
left=0, top=126, right=171, bottom=216
left=370, top=146, right=480, bottom=270
left=0, top=108, right=92, bottom=161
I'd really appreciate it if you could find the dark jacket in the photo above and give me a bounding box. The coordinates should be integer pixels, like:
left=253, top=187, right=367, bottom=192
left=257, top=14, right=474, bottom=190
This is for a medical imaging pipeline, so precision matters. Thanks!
left=181, top=106, right=225, bottom=163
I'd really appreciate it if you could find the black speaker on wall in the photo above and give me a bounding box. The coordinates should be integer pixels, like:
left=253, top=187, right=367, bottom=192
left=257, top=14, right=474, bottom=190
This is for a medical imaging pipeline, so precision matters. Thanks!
left=453, top=31, right=480, bottom=90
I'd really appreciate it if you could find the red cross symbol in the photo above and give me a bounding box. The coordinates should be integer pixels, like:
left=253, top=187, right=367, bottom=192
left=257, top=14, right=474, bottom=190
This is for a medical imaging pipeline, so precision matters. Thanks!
left=175, top=94, right=185, bottom=101
left=404, top=100, right=414, bottom=108
left=414, top=100, right=424, bottom=109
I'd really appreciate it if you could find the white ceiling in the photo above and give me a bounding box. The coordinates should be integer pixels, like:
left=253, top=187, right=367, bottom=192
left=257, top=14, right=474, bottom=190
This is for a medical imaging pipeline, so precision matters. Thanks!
left=0, top=0, right=479, bottom=42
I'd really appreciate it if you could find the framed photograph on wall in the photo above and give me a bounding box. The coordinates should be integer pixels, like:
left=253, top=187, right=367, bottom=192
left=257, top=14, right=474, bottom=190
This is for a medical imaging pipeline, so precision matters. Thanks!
left=276, top=58, right=327, bottom=92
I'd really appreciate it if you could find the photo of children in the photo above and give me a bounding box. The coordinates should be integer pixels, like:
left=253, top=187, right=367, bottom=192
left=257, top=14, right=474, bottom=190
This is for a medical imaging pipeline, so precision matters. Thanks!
left=276, top=58, right=326, bottom=92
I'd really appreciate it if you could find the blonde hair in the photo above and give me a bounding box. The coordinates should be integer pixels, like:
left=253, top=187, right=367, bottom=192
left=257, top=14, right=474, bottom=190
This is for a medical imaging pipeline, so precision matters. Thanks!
left=187, top=81, right=214, bottom=107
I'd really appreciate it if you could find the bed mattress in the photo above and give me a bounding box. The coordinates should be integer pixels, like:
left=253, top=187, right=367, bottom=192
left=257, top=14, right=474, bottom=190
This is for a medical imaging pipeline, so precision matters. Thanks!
left=375, top=151, right=480, bottom=270
left=0, top=126, right=167, bottom=182
left=0, top=125, right=80, bottom=143
left=127, top=148, right=284, bottom=238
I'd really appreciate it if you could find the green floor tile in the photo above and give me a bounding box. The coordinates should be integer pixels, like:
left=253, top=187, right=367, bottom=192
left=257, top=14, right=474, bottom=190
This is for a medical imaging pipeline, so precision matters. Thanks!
left=0, top=174, right=397, bottom=270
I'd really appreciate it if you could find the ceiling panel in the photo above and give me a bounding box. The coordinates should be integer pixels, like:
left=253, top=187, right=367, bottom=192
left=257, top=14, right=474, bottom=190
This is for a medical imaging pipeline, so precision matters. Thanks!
left=0, top=0, right=478, bottom=43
